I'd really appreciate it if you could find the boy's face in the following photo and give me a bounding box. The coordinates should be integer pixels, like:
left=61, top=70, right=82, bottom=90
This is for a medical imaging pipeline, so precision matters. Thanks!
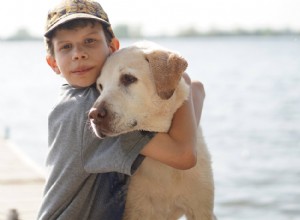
left=47, top=23, right=119, bottom=88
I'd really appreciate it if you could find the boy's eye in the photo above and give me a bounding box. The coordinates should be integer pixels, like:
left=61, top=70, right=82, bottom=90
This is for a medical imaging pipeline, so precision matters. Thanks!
left=61, top=44, right=72, bottom=50
left=85, top=38, right=96, bottom=44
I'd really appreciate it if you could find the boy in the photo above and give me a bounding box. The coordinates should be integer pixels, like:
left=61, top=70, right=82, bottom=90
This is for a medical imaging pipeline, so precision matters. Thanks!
left=38, top=0, right=204, bottom=219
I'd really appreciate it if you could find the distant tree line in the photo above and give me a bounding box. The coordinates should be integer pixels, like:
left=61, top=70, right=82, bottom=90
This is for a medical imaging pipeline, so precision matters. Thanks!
left=1, top=25, right=299, bottom=41
left=176, top=26, right=300, bottom=37
left=114, top=24, right=300, bottom=38
left=1, top=28, right=40, bottom=41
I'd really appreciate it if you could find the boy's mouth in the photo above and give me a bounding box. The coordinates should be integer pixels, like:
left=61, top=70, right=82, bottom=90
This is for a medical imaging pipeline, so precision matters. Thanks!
left=71, top=66, right=93, bottom=75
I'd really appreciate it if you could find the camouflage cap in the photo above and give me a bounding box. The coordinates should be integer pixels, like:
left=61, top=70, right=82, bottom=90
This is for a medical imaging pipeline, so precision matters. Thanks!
left=44, top=0, right=114, bottom=38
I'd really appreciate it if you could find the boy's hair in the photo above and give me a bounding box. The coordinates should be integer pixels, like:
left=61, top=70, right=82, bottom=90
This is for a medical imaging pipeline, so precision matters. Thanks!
left=44, top=0, right=115, bottom=56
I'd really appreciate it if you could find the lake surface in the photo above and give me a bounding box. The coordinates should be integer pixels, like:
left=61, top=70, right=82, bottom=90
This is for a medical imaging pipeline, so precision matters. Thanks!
left=1, top=37, right=299, bottom=220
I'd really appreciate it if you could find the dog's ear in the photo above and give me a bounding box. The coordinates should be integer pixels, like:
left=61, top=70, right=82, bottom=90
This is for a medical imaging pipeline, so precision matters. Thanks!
left=145, top=50, right=188, bottom=100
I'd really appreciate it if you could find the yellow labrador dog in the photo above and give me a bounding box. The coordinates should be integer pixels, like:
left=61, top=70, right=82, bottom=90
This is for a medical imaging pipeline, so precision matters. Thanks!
left=89, top=42, right=215, bottom=220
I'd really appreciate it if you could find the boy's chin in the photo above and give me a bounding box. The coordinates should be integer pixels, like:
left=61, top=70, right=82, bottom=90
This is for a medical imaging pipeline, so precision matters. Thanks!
left=68, top=79, right=96, bottom=88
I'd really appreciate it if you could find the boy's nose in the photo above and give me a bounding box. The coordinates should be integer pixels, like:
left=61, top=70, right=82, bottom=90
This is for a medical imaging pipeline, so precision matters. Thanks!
left=72, top=47, right=88, bottom=60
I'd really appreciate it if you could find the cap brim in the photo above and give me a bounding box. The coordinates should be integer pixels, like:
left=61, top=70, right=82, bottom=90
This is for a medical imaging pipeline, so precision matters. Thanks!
left=44, top=13, right=110, bottom=37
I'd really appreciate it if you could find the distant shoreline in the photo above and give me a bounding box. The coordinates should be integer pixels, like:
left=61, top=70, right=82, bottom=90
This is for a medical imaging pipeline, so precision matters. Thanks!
left=1, top=33, right=300, bottom=42
left=1, top=27, right=300, bottom=41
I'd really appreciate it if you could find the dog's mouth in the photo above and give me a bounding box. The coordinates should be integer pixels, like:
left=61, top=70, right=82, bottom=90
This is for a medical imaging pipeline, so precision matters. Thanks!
left=89, top=106, right=139, bottom=138
left=91, top=124, right=120, bottom=138
left=91, top=119, right=138, bottom=139
left=92, top=126, right=112, bottom=139
left=97, top=131, right=106, bottom=139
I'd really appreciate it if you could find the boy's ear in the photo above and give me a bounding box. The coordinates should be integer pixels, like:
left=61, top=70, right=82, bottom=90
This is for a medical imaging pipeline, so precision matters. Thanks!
left=46, top=55, right=61, bottom=74
left=109, top=38, right=120, bottom=53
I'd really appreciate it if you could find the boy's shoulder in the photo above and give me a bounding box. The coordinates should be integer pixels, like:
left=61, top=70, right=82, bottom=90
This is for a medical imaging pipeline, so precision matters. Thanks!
left=51, top=84, right=99, bottom=118
left=59, top=84, right=99, bottom=104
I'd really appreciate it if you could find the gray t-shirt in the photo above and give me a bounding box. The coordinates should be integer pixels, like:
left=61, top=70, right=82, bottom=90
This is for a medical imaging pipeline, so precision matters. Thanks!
left=37, top=84, right=153, bottom=220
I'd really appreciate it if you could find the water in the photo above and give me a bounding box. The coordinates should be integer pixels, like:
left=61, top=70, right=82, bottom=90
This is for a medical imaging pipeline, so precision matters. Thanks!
left=1, top=37, right=300, bottom=219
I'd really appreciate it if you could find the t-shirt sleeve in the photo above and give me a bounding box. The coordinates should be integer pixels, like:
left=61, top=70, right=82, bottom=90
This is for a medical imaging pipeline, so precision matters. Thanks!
left=82, top=127, right=155, bottom=176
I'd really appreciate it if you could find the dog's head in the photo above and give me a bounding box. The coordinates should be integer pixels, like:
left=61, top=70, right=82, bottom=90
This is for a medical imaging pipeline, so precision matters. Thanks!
left=89, top=42, right=189, bottom=138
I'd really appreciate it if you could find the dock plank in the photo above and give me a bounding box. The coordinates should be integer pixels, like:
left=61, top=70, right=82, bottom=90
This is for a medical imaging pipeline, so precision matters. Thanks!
left=0, top=139, right=45, bottom=220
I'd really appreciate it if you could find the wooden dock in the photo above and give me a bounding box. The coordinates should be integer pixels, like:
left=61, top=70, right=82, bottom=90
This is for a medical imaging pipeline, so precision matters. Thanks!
left=0, top=139, right=45, bottom=220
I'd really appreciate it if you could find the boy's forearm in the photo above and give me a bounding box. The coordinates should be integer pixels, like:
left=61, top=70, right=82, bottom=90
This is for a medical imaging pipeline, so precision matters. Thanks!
left=168, top=82, right=197, bottom=154
left=141, top=77, right=198, bottom=170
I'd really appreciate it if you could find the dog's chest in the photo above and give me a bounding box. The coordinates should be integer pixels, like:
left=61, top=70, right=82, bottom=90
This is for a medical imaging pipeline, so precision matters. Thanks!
left=131, top=158, right=187, bottom=195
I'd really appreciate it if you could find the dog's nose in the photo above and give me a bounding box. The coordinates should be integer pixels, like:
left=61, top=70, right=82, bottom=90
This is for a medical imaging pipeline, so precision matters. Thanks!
left=89, top=106, right=107, bottom=121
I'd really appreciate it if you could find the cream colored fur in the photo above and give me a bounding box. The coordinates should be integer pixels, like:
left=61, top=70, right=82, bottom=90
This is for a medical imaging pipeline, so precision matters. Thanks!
left=89, top=42, right=215, bottom=220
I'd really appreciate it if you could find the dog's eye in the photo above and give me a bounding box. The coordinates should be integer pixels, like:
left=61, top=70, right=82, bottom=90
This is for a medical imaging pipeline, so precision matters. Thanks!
left=121, top=74, right=137, bottom=86
left=97, top=83, right=103, bottom=91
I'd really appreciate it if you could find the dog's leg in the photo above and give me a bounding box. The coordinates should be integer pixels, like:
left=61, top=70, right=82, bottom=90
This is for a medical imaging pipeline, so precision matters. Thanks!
left=185, top=211, right=216, bottom=220
left=166, top=210, right=184, bottom=220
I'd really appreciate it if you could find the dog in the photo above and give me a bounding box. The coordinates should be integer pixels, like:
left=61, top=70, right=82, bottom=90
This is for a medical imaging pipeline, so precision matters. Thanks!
left=89, top=42, right=215, bottom=220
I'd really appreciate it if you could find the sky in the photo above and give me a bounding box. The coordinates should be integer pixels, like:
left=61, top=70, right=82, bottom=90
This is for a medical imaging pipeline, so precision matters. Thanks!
left=1, top=0, right=300, bottom=38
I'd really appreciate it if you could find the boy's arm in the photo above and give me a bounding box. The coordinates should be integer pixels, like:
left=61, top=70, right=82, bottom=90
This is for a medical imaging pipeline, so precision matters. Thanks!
left=140, top=74, right=205, bottom=170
